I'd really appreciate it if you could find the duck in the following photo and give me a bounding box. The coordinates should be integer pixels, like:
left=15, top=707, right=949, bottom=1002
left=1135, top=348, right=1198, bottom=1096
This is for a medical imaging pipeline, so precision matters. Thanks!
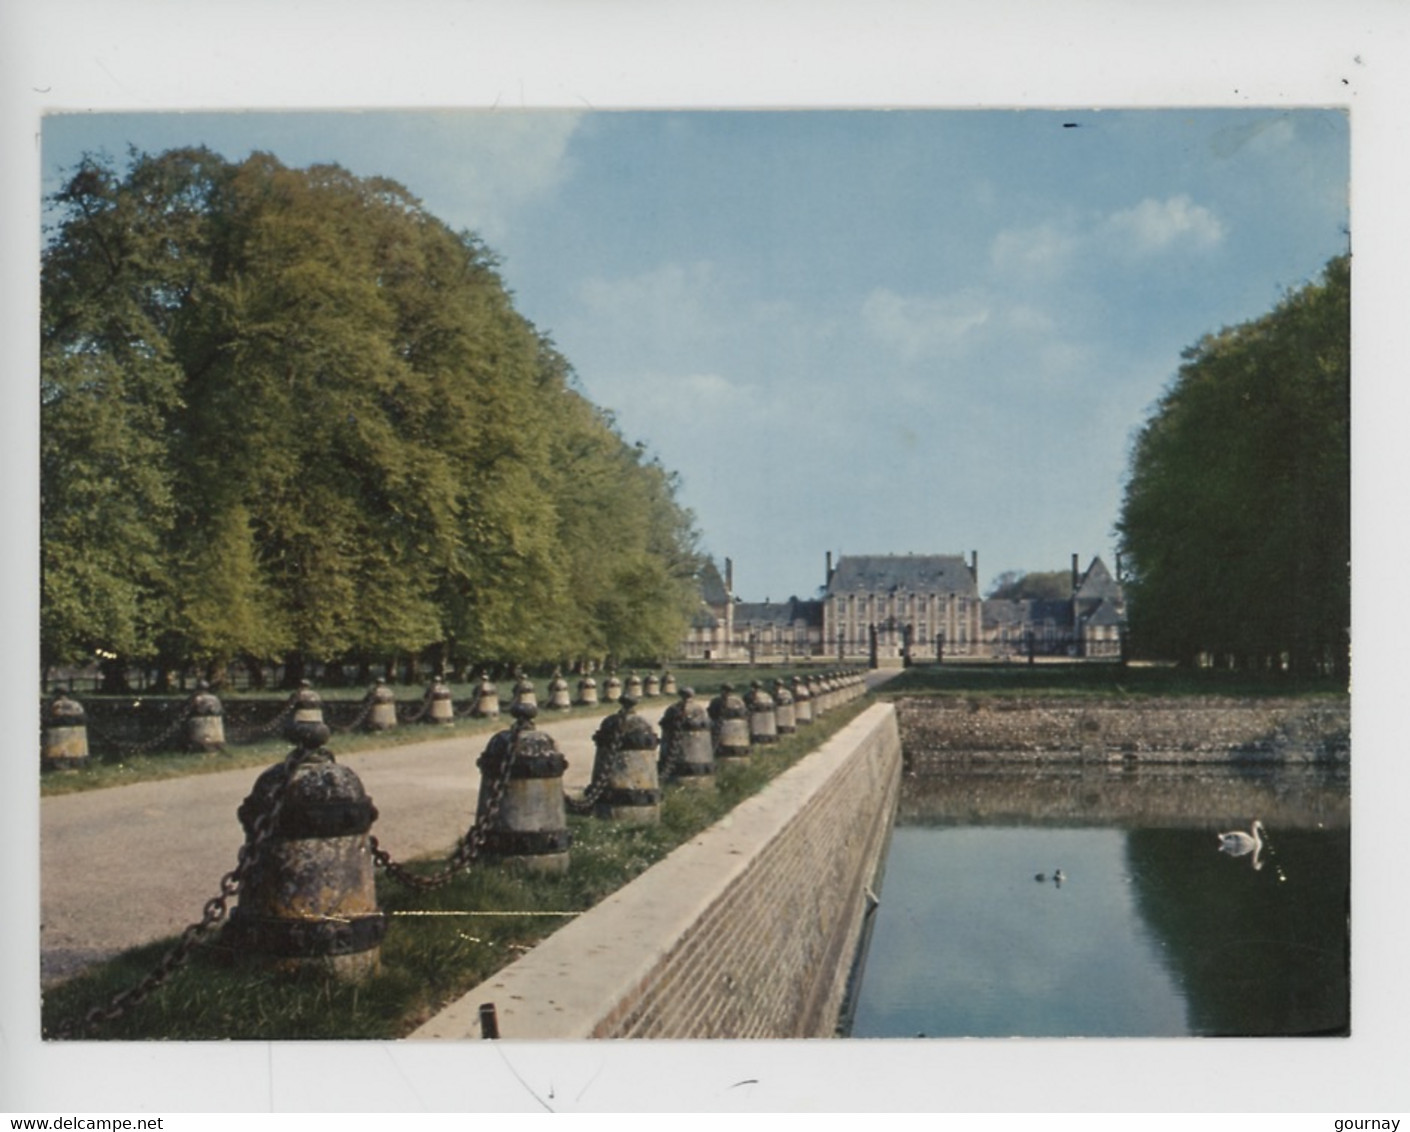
left=1218, top=820, right=1266, bottom=858
left=1053, top=869, right=1066, bottom=887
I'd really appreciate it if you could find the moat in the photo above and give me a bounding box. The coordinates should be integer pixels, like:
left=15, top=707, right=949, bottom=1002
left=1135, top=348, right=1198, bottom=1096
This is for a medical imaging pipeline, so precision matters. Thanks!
left=845, top=759, right=1350, bottom=1038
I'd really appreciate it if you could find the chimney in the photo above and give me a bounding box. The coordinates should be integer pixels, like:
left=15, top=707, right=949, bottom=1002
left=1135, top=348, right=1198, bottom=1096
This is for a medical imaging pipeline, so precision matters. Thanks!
left=826, top=551, right=834, bottom=586
left=1072, top=553, right=1080, bottom=594
left=970, top=550, right=978, bottom=583
left=725, top=557, right=734, bottom=596
left=1115, top=551, right=1123, bottom=584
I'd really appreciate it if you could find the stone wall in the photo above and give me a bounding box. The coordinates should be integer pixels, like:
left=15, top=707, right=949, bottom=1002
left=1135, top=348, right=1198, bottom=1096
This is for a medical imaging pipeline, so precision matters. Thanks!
left=896, top=695, right=1350, bottom=764
left=410, top=702, right=902, bottom=1040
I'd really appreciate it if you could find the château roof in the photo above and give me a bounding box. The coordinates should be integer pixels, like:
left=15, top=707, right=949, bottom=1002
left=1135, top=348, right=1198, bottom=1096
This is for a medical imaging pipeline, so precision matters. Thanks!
left=733, top=598, right=824, bottom=628
left=697, top=560, right=730, bottom=607
left=1075, top=557, right=1122, bottom=603
left=827, top=554, right=979, bottom=598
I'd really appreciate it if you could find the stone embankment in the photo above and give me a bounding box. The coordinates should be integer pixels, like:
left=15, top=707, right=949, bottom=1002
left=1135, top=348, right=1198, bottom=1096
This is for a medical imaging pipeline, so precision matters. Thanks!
left=895, top=695, right=1350, bottom=765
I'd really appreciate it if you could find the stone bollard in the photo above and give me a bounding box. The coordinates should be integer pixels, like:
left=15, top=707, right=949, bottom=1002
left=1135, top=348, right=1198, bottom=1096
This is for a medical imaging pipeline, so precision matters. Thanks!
left=708, top=683, right=751, bottom=766
left=590, top=695, right=661, bottom=824
left=658, top=686, right=714, bottom=788
left=603, top=672, right=623, bottom=703
left=475, top=704, right=572, bottom=873
left=577, top=674, right=599, bottom=706
left=291, top=679, right=324, bottom=725
left=791, top=675, right=813, bottom=726
left=771, top=678, right=796, bottom=735
left=547, top=669, right=572, bottom=711
left=661, top=671, right=677, bottom=696
left=642, top=671, right=661, bottom=698
left=512, top=671, right=538, bottom=710
left=747, top=681, right=779, bottom=745
left=625, top=671, right=643, bottom=700
left=427, top=675, right=455, bottom=725
left=363, top=678, right=398, bottom=731
left=472, top=672, right=500, bottom=718
left=227, top=721, right=387, bottom=982
left=187, top=680, right=226, bottom=752
left=41, top=690, right=89, bottom=771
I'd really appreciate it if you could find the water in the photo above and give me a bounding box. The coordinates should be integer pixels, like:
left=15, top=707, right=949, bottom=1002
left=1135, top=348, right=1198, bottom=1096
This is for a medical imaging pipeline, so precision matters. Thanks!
left=846, top=763, right=1350, bottom=1038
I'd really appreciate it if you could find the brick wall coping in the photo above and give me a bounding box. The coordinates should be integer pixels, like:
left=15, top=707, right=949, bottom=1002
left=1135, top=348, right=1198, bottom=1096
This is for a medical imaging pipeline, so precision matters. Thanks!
left=409, top=702, right=899, bottom=1041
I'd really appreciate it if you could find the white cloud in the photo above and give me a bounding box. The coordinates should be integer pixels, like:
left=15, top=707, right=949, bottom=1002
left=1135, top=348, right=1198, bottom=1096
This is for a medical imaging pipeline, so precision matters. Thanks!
left=1099, top=195, right=1225, bottom=256
left=989, top=221, right=1079, bottom=279
left=862, top=288, right=991, bottom=362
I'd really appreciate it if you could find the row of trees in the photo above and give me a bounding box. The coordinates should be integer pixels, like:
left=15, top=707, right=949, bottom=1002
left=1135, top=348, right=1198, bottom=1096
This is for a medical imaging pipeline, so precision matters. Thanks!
left=42, top=148, right=705, bottom=690
left=1117, top=254, right=1350, bottom=676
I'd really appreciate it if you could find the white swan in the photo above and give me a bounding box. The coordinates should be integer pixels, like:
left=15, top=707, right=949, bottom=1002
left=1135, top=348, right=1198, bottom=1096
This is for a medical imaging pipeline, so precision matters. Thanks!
left=1218, top=820, right=1266, bottom=858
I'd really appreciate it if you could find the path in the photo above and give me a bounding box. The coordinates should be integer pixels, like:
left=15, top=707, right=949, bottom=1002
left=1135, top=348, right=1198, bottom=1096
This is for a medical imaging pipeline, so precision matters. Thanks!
left=40, top=670, right=902, bottom=986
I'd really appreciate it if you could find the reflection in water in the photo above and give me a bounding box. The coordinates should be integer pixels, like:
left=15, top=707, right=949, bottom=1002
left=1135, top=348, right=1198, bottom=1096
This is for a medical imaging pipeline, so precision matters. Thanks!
left=846, top=765, right=1349, bottom=1039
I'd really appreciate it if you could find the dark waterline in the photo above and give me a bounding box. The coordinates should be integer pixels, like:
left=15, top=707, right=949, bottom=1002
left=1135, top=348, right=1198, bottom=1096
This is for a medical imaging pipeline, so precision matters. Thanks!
left=846, top=765, right=1350, bottom=1039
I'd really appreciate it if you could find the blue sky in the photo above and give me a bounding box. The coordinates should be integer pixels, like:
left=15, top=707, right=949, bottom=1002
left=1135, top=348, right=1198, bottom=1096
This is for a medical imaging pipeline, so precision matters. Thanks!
left=41, top=107, right=1349, bottom=602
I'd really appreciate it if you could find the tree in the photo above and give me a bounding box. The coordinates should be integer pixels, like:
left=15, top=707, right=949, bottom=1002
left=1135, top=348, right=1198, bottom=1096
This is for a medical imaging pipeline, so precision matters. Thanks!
left=986, top=570, right=1071, bottom=602
left=41, top=147, right=706, bottom=684
left=1116, top=254, right=1349, bottom=676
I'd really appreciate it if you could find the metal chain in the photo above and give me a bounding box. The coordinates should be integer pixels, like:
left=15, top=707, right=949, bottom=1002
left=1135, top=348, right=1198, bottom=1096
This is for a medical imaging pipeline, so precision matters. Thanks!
left=369, top=723, right=521, bottom=890
left=325, top=697, right=377, bottom=734
left=565, top=724, right=622, bottom=815
left=49, top=746, right=304, bottom=1039
left=396, top=695, right=433, bottom=724
left=223, top=696, right=298, bottom=743
left=83, top=697, right=197, bottom=757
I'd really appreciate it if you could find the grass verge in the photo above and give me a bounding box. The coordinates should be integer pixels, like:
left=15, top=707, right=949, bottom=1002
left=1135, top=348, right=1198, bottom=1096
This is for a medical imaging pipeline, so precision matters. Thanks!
left=40, top=696, right=872, bottom=1040
left=876, top=661, right=1349, bottom=700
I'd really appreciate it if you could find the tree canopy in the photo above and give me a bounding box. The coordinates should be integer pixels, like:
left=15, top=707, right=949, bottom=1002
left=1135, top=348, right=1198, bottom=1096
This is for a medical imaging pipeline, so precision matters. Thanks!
left=985, top=570, right=1072, bottom=602
left=1116, top=254, right=1349, bottom=676
left=41, top=147, right=705, bottom=685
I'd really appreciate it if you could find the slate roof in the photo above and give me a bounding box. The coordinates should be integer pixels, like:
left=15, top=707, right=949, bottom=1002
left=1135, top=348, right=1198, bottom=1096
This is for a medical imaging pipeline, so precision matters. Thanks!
left=982, top=599, right=1026, bottom=628
left=1081, top=598, right=1125, bottom=627
left=827, top=554, right=979, bottom=598
left=1075, top=557, right=1122, bottom=604
left=733, top=598, right=824, bottom=628
left=697, top=560, right=730, bottom=606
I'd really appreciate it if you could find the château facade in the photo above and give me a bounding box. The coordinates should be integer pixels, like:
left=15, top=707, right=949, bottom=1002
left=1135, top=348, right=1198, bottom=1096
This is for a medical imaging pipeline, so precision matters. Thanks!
left=680, top=550, right=1125, bottom=664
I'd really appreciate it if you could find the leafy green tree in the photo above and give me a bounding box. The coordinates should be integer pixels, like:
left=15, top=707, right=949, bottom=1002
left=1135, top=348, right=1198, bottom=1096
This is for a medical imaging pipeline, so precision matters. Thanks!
left=41, top=147, right=706, bottom=686
left=986, top=570, right=1071, bottom=602
left=1117, top=255, right=1349, bottom=676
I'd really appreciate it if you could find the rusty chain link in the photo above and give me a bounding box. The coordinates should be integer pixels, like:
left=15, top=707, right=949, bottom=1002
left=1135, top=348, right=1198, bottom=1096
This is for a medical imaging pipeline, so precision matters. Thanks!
left=369, top=720, right=522, bottom=891
left=48, top=745, right=305, bottom=1039
left=81, top=696, right=197, bottom=757
left=565, top=720, right=622, bottom=815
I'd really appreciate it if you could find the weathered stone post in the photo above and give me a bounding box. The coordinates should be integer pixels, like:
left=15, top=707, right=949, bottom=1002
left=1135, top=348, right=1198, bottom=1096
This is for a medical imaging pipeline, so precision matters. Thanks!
left=658, top=686, right=715, bottom=788
left=747, top=681, right=779, bottom=745
left=227, top=722, right=386, bottom=981
left=791, top=675, right=813, bottom=726
left=708, top=683, right=751, bottom=766
left=363, top=678, right=398, bottom=731
left=625, top=671, right=643, bottom=700
left=475, top=703, right=572, bottom=872
left=576, top=673, right=599, bottom=706
left=472, top=671, right=500, bottom=718
left=547, top=669, right=572, bottom=711
left=512, top=670, right=537, bottom=710
left=427, top=674, right=455, bottom=725
left=291, top=679, right=324, bottom=725
left=603, top=672, right=623, bottom=704
left=41, top=690, right=89, bottom=771
left=660, top=671, right=678, bottom=696
left=643, top=671, right=661, bottom=698
left=186, top=680, right=226, bottom=752
left=771, top=678, right=796, bottom=735
left=590, top=695, right=661, bottom=824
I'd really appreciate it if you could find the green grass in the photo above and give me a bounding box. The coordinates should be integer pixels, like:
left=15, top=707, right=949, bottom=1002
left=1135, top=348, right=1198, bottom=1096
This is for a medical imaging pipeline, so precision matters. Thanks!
left=875, top=660, right=1349, bottom=700
left=41, top=666, right=857, bottom=796
left=40, top=696, right=872, bottom=1041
